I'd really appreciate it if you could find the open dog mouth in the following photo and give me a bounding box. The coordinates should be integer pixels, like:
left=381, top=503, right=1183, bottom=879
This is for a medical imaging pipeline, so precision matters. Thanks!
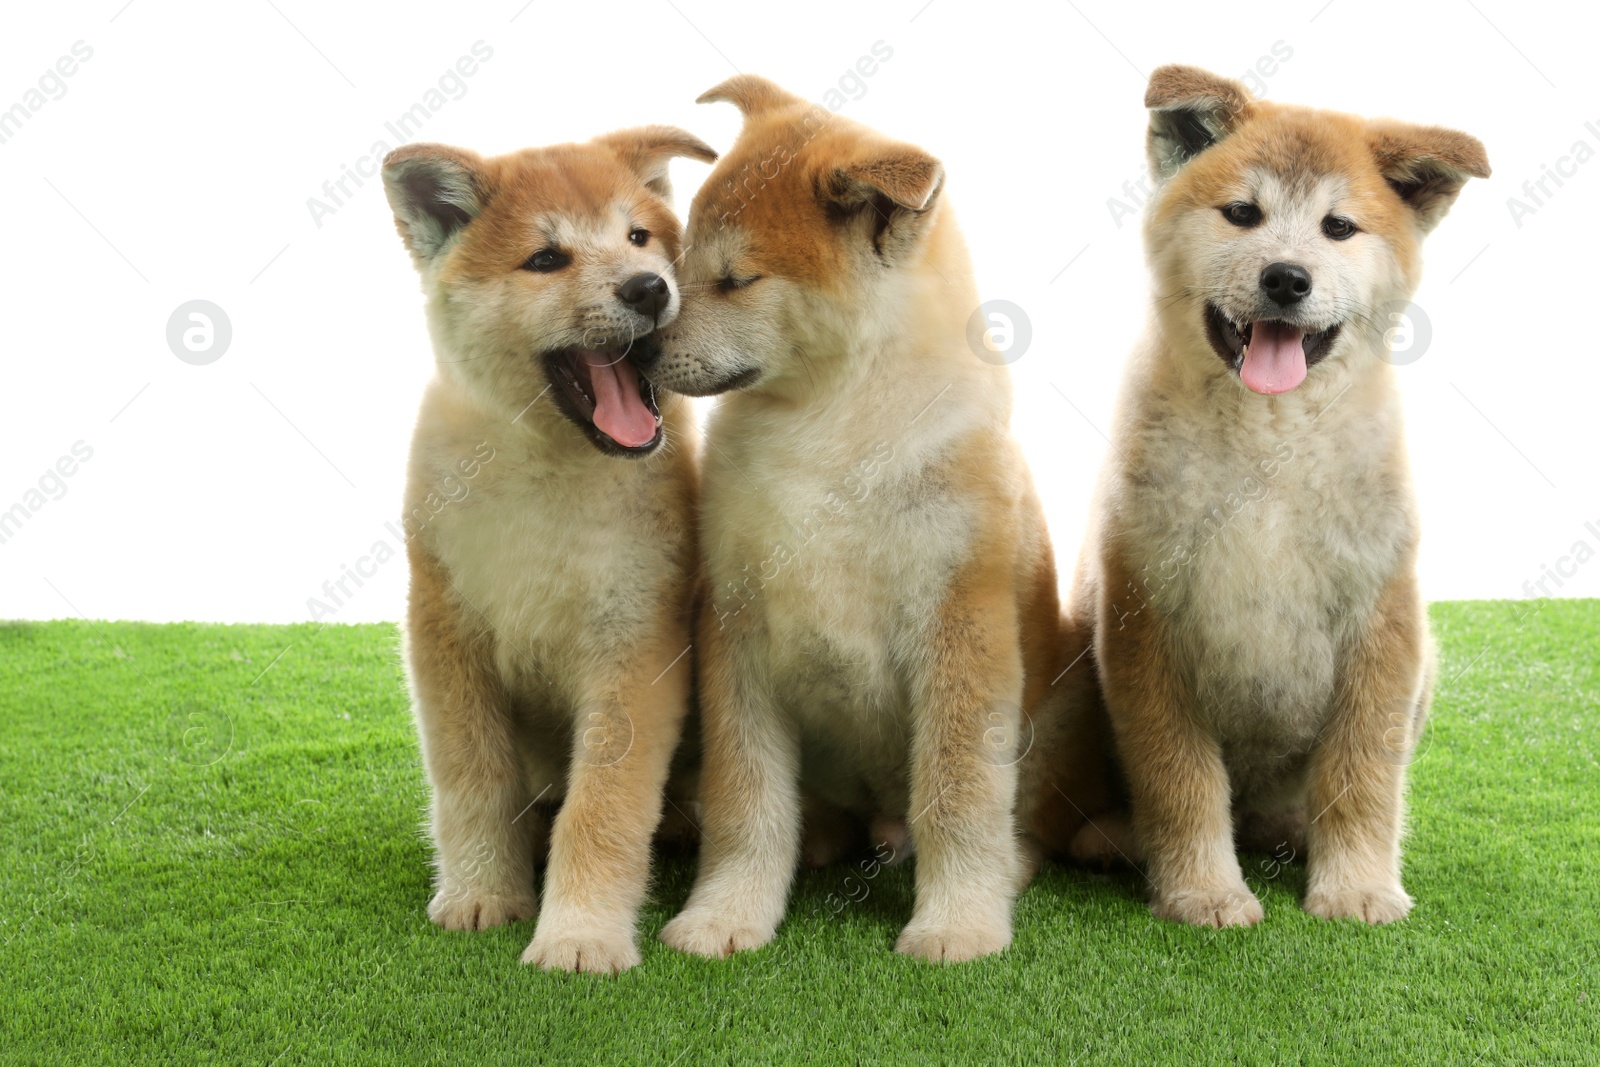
left=541, top=343, right=663, bottom=457
left=1205, top=304, right=1341, bottom=395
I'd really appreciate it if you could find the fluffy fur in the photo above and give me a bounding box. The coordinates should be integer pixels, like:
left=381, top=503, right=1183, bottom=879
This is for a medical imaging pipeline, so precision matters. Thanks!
left=383, top=127, right=714, bottom=971
left=1040, top=65, right=1488, bottom=927
left=642, top=76, right=1060, bottom=962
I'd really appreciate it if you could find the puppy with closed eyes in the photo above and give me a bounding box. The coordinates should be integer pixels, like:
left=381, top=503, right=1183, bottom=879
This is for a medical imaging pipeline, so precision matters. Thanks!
left=643, top=76, right=1061, bottom=963
left=382, top=126, right=714, bottom=971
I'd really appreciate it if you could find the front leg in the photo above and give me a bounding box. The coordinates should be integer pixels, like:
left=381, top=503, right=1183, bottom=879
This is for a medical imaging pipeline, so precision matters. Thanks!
left=660, top=615, right=801, bottom=957
left=1097, top=554, right=1261, bottom=928
left=1303, top=570, right=1428, bottom=924
left=406, top=546, right=537, bottom=931
left=895, top=554, right=1026, bottom=962
left=522, top=637, right=691, bottom=973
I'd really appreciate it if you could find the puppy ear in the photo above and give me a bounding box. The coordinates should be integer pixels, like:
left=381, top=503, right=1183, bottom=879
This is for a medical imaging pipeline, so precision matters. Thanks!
left=819, top=143, right=944, bottom=260
left=697, top=74, right=807, bottom=117
left=1366, top=120, right=1490, bottom=233
left=1144, top=64, right=1254, bottom=181
left=382, top=143, right=487, bottom=262
left=592, top=125, right=717, bottom=200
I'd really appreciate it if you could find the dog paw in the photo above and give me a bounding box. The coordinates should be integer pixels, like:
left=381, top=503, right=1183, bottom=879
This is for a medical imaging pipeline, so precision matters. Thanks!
left=869, top=815, right=914, bottom=866
left=801, top=821, right=853, bottom=869
left=521, top=924, right=641, bottom=974
left=1068, top=812, right=1142, bottom=869
left=1304, top=883, right=1413, bottom=924
left=659, top=909, right=775, bottom=958
left=894, top=917, right=1011, bottom=962
left=427, top=886, right=537, bottom=931
left=1150, top=884, right=1264, bottom=928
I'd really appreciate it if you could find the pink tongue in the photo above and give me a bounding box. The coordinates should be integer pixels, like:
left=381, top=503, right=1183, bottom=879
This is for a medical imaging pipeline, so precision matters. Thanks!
left=1239, top=321, right=1308, bottom=395
left=582, top=352, right=657, bottom=447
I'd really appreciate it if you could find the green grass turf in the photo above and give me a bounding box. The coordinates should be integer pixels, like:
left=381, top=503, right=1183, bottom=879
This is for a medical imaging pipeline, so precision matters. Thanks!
left=1, top=602, right=1595, bottom=1065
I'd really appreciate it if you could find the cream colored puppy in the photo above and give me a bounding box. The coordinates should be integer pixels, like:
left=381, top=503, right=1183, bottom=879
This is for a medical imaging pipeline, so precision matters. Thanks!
left=382, top=127, right=713, bottom=972
left=641, top=76, right=1061, bottom=963
left=1049, top=66, right=1489, bottom=927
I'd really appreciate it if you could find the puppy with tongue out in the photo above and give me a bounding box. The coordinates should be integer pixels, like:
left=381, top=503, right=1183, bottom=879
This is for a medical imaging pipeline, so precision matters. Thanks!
left=1238, top=321, right=1308, bottom=394
left=576, top=349, right=661, bottom=449
left=381, top=126, right=716, bottom=974
left=1207, top=263, right=1342, bottom=396
left=1052, top=64, right=1488, bottom=931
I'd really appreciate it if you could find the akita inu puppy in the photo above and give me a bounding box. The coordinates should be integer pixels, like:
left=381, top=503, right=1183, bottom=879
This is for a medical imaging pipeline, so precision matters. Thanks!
left=1051, top=66, right=1488, bottom=927
left=642, top=76, right=1060, bottom=962
left=382, top=126, right=715, bottom=971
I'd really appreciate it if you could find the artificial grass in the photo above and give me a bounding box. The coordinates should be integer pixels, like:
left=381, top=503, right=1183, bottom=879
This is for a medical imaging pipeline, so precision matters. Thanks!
left=1, top=602, right=1595, bottom=1065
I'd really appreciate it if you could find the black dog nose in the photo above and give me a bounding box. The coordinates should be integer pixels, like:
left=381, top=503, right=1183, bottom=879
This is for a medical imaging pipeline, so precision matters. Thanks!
left=1260, top=262, right=1312, bottom=307
left=617, top=272, right=670, bottom=318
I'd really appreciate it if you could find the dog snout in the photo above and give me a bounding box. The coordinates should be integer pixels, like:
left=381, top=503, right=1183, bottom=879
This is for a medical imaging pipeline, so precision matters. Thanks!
left=617, top=272, right=671, bottom=319
left=1260, top=262, right=1312, bottom=307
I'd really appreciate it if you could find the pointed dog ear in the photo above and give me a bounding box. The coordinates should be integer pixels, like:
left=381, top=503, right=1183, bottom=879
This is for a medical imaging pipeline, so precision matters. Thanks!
left=819, top=142, right=944, bottom=261
left=1366, top=120, right=1490, bottom=233
left=1144, top=64, right=1255, bottom=182
left=696, top=74, right=807, bottom=118
left=592, top=125, right=718, bottom=199
left=382, top=143, right=487, bottom=263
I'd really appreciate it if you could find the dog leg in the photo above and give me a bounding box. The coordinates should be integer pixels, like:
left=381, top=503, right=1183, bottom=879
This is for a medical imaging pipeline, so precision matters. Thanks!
left=407, top=547, right=537, bottom=931
left=1098, top=561, right=1261, bottom=928
left=1304, top=572, right=1427, bottom=924
left=1124, top=721, right=1259, bottom=927
left=522, top=640, right=691, bottom=973
left=894, top=552, right=1026, bottom=963
left=660, top=620, right=800, bottom=957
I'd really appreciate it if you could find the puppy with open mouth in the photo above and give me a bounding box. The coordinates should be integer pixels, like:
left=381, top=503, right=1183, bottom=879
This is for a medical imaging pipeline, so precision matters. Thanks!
left=1042, top=66, right=1488, bottom=927
left=644, top=76, right=1062, bottom=963
left=382, top=126, right=714, bottom=971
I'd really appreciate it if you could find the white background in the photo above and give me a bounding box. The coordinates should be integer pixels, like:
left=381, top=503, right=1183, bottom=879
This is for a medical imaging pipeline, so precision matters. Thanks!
left=1, top=0, right=1595, bottom=624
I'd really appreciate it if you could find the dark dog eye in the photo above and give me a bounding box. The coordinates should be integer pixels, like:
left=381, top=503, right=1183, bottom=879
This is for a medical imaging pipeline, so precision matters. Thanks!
left=629, top=228, right=650, bottom=247
left=1221, top=202, right=1261, bottom=227
left=717, top=274, right=760, bottom=293
left=1322, top=216, right=1357, bottom=240
left=523, top=249, right=569, bottom=272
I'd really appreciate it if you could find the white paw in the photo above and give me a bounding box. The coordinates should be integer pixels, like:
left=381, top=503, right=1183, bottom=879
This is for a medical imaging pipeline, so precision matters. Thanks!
left=521, top=923, right=641, bottom=974
left=1151, top=883, right=1264, bottom=928
left=1304, top=882, right=1413, bottom=924
left=894, top=915, right=1011, bottom=962
left=427, top=886, right=536, bottom=931
left=659, top=907, right=775, bottom=958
